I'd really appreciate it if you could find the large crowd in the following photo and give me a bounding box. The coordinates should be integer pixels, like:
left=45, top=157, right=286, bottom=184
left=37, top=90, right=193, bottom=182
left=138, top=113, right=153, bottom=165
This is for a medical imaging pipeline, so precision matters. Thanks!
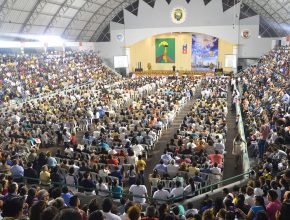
left=0, top=44, right=288, bottom=220
left=0, top=51, right=120, bottom=105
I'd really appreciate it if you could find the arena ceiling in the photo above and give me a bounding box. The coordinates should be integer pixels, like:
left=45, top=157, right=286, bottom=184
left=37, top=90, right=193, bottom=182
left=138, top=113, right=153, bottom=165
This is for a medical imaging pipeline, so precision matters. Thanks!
left=0, top=0, right=289, bottom=42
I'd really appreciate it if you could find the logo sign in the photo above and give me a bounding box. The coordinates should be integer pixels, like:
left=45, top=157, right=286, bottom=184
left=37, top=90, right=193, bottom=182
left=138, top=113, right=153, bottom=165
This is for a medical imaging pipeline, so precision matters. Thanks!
left=241, top=30, right=251, bottom=39
left=171, top=7, right=186, bottom=24
left=116, top=33, right=124, bottom=42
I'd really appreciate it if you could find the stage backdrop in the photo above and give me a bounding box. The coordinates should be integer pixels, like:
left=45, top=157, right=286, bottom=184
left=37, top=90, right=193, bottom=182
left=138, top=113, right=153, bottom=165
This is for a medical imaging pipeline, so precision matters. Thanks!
left=191, top=33, right=219, bottom=71
left=155, top=38, right=175, bottom=63
left=128, top=32, right=234, bottom=72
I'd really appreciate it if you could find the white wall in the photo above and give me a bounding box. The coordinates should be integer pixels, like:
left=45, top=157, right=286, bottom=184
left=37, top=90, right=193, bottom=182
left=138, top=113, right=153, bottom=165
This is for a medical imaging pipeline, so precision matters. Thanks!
left=93, top=0, right=281, bottom=64
left=238, top=16, right=275, bottom=58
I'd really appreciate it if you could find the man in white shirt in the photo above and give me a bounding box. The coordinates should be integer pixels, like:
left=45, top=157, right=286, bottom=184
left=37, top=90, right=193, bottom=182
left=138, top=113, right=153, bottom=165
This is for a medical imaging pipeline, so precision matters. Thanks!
left=167, top=160, right=179, bottom=178
left=102, top=198, right=121, bottom=220
left=214, top=139, right=225, bottom=154
left=169, top=181, right=184, bottom=201
left=129, top=179, right=147, bottom=204
left=153, top=184, right=170, bottom=204
left=210, top=163, right=222, bottom=184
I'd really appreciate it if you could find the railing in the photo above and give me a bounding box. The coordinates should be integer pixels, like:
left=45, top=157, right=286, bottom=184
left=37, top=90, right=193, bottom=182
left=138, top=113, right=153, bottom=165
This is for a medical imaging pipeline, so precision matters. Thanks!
left=235, top=100, right=250, bottom=175
left=2, top=171, right=251, bottom=203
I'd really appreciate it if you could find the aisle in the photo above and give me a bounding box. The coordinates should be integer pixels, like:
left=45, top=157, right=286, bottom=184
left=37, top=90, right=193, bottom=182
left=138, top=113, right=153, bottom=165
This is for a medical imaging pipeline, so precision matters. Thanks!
left=144, top=86, right=202, bottom=192
left=222, top=86, right=243, bottom=180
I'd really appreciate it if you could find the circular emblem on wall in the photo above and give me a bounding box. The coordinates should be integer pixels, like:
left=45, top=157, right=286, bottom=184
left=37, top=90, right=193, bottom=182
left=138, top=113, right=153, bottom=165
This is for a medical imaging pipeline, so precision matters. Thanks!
left=241, top=30, right=251, bottom=39
left=116, top=33, right=124, bottom=42
left=171, top=7, right=186, bottom=24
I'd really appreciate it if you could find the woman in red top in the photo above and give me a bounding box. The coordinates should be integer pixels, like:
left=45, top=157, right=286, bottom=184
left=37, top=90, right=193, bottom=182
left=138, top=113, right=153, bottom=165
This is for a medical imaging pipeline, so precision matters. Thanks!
left=266, top=189, right=281, bottom=220
left=71, top=132, right=77, bottom=146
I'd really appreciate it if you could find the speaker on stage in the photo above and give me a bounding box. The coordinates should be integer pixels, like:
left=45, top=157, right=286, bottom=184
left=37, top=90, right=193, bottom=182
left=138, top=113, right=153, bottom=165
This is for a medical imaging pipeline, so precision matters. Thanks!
left=172, top=65, right=176, bottom=72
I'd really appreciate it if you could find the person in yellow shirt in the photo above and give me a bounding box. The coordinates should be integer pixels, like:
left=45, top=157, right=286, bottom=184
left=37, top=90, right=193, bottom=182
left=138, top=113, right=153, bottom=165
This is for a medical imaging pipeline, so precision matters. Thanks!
left=39, top=165, right=51, bottom=185
left=136, top=155, right=146, bottom=184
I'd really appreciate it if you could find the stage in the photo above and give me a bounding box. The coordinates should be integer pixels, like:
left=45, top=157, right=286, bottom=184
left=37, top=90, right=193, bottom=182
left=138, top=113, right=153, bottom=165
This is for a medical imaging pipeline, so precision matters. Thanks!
left=133, top=70, right=215, bottom=77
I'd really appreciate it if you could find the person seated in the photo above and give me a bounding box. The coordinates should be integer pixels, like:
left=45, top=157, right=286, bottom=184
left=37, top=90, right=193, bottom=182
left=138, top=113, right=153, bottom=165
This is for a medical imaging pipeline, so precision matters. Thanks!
left=154, top=159, right=167, bottom=175
left=188, top=162, right=200, bottom=177
left=208, top=150, right=224, bottom=166
left=110, top=166, right=123, bottom=186
left=149, top=169, right=161, bottom=186
left=107, top=155, right=119, bottom=166
left=213, top=139, right=225, bottom=154
left=39, top=165, right=51, bottom=185
left=167, top=160, right=180, bottom=178
left=176, top=155, right=191, bottom=164
left=80, top=172, right=95, bottom=194
left=210, top=163, right=222, bottom=184
left=110, top=179, right=123, bottom=200
left=153, top=184, right=170, bottom=204
left=169, top=181, right=184, bottom=201
left=160, top=150, right=172, bottom=164
left=129, top=178, right=148, bottom=204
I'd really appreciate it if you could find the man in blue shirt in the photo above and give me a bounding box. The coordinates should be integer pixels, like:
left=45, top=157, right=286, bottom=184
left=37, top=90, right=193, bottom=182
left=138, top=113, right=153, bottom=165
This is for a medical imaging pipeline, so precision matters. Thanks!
left=99, top=140, right=110, bottom=151
left=10, top=160, right=24, bottom=179
left=161, top=150, right=172, bottom=163
left=61, top=186, right=73, bottom=206
left=154, top=160, right=167, bottom=174
left=47, top=152, right=58, bottom=168
left=110, top=166, right=123, bottom=186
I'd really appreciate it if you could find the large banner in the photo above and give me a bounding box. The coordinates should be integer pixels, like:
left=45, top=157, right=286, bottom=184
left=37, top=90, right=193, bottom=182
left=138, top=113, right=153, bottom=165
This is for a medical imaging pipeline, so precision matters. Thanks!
left=155, top=38, right=175, bottom=63
left=191, top=34, right=218, bottom=71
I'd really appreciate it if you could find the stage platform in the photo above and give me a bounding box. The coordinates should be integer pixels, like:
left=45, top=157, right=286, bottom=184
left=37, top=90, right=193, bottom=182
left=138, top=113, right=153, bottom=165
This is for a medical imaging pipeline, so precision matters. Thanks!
left=133, top=70, right=215, bottom=77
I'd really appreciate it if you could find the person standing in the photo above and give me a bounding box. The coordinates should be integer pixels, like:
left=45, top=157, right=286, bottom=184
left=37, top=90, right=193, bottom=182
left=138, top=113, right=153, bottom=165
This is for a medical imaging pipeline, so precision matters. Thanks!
left=136, top=155, right=146, bottom=185
left=232, top=133, right=246, bottom=169
left=258, top=119, right=271, bottom=159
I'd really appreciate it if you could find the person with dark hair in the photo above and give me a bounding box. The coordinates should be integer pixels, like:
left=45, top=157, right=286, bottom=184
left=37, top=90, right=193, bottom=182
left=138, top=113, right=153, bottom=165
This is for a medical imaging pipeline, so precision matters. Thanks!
left=235, top=194, right=250, bottom=219
left=65, top=167, right=77, bottom=192
left=213, top=197, right=224, bottom=216
left=208, top=150, right=223, bottom=166
left=236, top=196, right=266, bottom=220
left=185, top=202, right=199, bottom=217
left=3, top=182, right=18, bottom=201
left=40, top=206, right=58, bottom=220
left=2, top=196, right=24, bottom=219
left=96, top=178, right=109, bottom=197
left=29, top=200, right=47, bottom=220
left=153, top=183, right=170, bottom=204
left=53, top=208, right=82, bottom=220
left=169, top=180, right=184, bottom=201
left=128, top=164, right=137, bottom=185
left=110, top=166, right=123, bottom=186
left=111, top=179, right=123, bottom=199
left=88, top=198, right=100, bottom=215
left=120, top=201, right=134, bottom=220
left=88, top=210, right=105, bottom=220
left=79, top=171, right=95, bottom=194
left=184, top=177, right=196, bottom=198
left=129, top=178, right=147, bottom=204
left=26, top=187, right=37, bottom=208
left=266, top=189, right=281, bottom=220
left=277, top=196, right=290, bottom=220
left=142, top=205, right=158, bottom=220
left=24, top=161, right=38, bottom=184
left=69, top=195, right=87, bottom=220
left=61, top=186, right=73, bottom=206
left=159, top=203, right=169, bottom=220
left=102, top=198, right=121, bottom=220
